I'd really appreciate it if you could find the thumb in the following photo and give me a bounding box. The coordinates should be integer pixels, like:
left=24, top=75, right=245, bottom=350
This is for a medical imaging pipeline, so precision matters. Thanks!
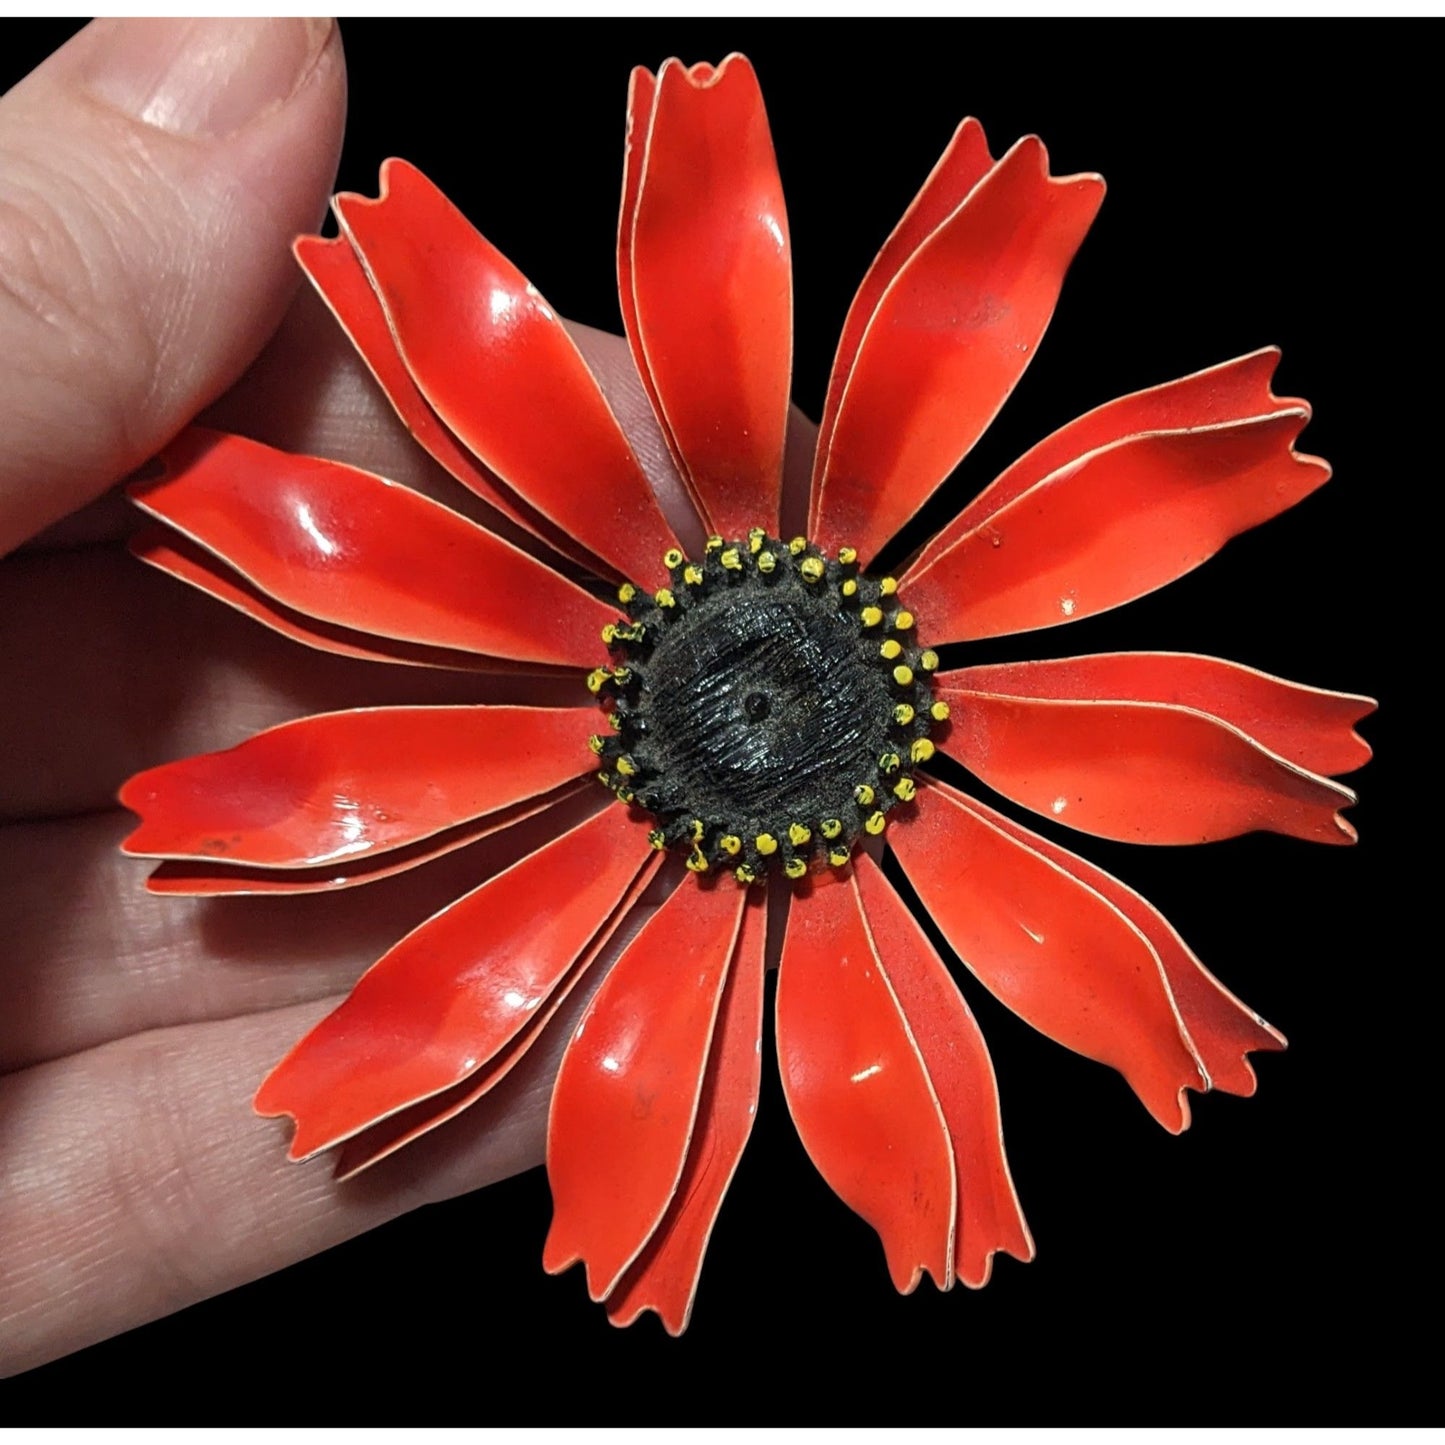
left=0, top=18, right=346, bottom=555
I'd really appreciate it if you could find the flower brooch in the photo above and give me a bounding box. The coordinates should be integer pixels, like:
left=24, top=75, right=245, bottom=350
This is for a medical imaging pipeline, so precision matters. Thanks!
left=120, top=54, right=1373, bottom=1333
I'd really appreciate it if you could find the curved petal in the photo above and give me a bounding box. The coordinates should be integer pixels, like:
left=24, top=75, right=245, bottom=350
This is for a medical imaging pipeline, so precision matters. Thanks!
left=130, top=526, right=520, bottom=673
left=607, top=886, right=767, bottom=1334
left=776, top=868, right=956, bottom=1294
left=621, top=55, right=791, bottom=538
left=960, top=795, right=1285, bottom=1098
left=121, top=705, right=598, bottom=867
left=141, top=783, right=588, bottom=896
left=905, top=347, right=1305, bottom=574
left=891, top=777, right=1207, bottom=1132
left=133, top=428, right=618, bottom=668
left=940, top=652, right=1374, bottom=777
left=812, top=119, right=995, bottom=498
left=810, top=136, right=1105, bottom=564
left=903, top=409, right=1329, bottom=644
left=253, top=802, right=652, bottom=1159
left=934, top=682, right=1359, bottom=847
left=543, top=877, right=748, bottom=1301
left=334, top=159, right=679, bottom=585
left=852, top=853, right=1033, bottom=1288
left=333, top=851, right=666, bottom=1181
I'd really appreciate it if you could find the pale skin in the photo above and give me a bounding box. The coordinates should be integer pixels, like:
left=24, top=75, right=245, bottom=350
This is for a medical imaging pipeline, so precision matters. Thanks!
left=0, top=18, right=829, bottom=1376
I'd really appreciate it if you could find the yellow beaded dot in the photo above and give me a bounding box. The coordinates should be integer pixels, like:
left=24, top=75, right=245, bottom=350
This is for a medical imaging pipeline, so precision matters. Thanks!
left=930, top=700, right=951, bottom=722
left=860, top=605, right=883, bottom=628
left=841, top=578, right=859, bottom=598
left=879, top=751, right=901, bottom=774
left=879, top=638, right=903, bottom=661
left=788, top=536, right=808, bottom=555
left=691, top=818, right=706, bottom=842
left=757, top=551, right=777, bottom=574
left=755, top=832, right=779, bottom=856
left=828, top=845, right=851, bottom=867
left=617, top=582, right=636, bottom=605
left=892, top=664, right=915, bottom=687
left=586, top=668, right=609, bottom=694
left=655, top=587, right=676, bottom=608
left=920, top=649, right=940, bottom=672
left=736, top=862, right=758, bottom=884
left=910, top=737, right=936, bottom=764
left=601, top=622, right=618, bottom=645
left=837, top=545, right=858, bottom=565
left=864, top=810, right=887, bottom=836
left=893, top=703, right=916, bottom=725
left=721, top=547, right=743, bottom=571
left=587, top=734, right=605, bottom=755
left=663, top=547, right=684, bottom=569
left=821, top=817, right=843, bottom=839
left=788, top=822, right=812, bottom=846
left=615, top=755, right=637, bottom=777
left=748, top=527, right=766, bottom=554
left=705, top=535, right=723, bottom=553
left=799, top=556, right=824, bottom=583
left=893, top=776, right=917, bottom=802
left=854, top=783, right=875, bottom=806
left=878, top=576, right=898, bottom=597
left=686, top=849, right=710, bottom=873
left=683, top=563, right=705, bottom=587
left=719, top=834, right=742, bottom=856
left=648, top=829, right=667, bottom=850
left=784, top=857, right=808, bottom=880
left=892, top=610, right=914, bottom=631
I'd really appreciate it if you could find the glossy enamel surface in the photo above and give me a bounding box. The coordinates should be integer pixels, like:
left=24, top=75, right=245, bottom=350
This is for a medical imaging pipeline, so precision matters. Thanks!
left=853, top=854, right=1034, bottom=1288
left=332, top=852, right=666, bottom=1181
left=121, top=705, right=598, bottom=867
left=935, top=675, right=1359, bottom=846
left=812, top=119, right=994, bottom=503
left=906, top=347, right=1306, bottom=571
left=335, top=160, right=679, bottom=586
left=965, top=794, right=1285, bottom=1099
left=254, top=804, right=652, bottom=1159
left=904, top=409, right=1329, bottom=644
left=544, top=876, right=748, bottom=1301
left=621, top=55, right=792, bottom=539
left=811, top=137, right=1104, bottom=565
left=893, top=778, right=1207, bottom=1132
left=940, top=652, right=1374, bottom=777
left=134, top=428, right=617, bottom=667
left=606, top=886, right=767, bottom=1333
left=777, top=867, right=956, bottom=1293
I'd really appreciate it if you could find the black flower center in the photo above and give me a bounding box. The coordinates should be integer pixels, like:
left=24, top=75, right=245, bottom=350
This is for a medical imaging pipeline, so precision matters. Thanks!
left=587, top=531, right=947, bottom=883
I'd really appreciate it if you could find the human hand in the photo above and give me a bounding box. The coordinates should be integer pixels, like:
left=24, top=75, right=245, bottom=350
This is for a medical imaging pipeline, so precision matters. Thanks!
left=0, top=17, right=691, bottom=1376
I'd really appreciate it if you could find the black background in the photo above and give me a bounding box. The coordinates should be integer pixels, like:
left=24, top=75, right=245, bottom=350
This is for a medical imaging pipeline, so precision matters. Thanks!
left=2, top=18, right=1419, bottom=1425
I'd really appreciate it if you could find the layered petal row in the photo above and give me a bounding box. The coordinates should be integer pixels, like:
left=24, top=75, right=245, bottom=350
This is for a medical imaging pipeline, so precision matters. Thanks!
left=893, top=777, right=1286, bottom=1128
left=777, top=856, right=1032, bottom=1293
left=333, top=160, right=680, bottom=585
left=254, top=803, right=654, bottom=1158
left=810, top=132, right=1105, bottom=566
left=935, top=652, right=1365, bottom=845
left=544, top=878, right=755, bottom=1303
left=133, top=429, right=618, bottom=668
left=620, top=56, right=792, bottom=539
left=903, top=350, right=1330, bottom=642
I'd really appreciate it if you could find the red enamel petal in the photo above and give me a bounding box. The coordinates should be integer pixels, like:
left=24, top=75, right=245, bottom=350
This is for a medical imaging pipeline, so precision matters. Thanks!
left=812, top=120, right=995, bottom=499
left=621, top=55, right=791, bottom=539
left=942, top=652, right=1374, bottom=778
left=253, top=803, right=652, bottom=1159
left=132, top=428, right=617, bottom=667
left=130, top=527, right=517, bottom=673
left=333, top=852, right=665, bottom=1181
left=143, top=783, right=586, bottom=896
left=776, top=868, right=956, bottom=1294
left=607, top=887, right=766, bottom=1334
left=811, top=137, right=1104, bottom=564
left=120, top=705, right=597, bottom=867
left=964, top=795, right=1285, bottom=1098
left=543, top=878, right=748, bottom=1301
left=907, top=348, right=1303, bottom=572
left=935, top=682, right=1358, bottom=846
left=904, top=410, right=1329, bottom=644
left=334, top=160, right=679, bottom=586
left=891, top=777, right=1207, bottom=1132
left=852, top=853, right=1033, bottom=1288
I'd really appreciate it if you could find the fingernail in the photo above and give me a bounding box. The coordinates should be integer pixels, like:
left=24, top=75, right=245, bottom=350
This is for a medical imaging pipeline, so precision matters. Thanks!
left=81, top=17, right=333, bottom=139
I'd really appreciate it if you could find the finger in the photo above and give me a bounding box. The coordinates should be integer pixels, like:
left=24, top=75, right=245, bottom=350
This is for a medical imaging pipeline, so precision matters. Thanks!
left=0, top=18, right=346, bottom=553
left=0, top=548, right=585, bottom=821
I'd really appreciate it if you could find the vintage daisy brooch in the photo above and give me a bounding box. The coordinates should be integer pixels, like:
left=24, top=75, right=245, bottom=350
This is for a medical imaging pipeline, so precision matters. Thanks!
left=120, top=54, right=1374, bottom=1333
